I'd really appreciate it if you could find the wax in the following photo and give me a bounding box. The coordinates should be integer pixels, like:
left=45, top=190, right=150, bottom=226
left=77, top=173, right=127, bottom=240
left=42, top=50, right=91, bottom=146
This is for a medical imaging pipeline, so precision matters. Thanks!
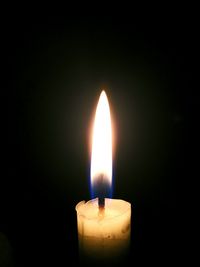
left=76, top=198, right=131, bottom=264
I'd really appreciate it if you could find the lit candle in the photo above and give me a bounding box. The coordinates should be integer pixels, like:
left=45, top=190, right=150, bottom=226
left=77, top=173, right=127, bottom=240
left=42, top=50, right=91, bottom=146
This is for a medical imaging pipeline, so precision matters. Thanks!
left=76, top=91, right=131, bottom=265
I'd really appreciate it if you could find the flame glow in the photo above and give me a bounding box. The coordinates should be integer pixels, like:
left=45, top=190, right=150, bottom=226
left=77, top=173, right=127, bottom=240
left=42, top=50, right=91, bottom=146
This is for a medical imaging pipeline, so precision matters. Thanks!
left=90, top=91, right=112, bottom=186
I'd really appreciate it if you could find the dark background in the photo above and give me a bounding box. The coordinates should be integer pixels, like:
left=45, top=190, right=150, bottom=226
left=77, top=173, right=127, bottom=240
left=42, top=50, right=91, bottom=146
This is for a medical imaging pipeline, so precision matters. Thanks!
left=3, top=13, right=195, bottom=266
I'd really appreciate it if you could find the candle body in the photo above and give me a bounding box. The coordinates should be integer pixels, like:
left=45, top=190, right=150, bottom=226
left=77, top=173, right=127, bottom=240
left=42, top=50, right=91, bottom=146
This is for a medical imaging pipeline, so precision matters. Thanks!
left=76, top=198, right=131, bottom=264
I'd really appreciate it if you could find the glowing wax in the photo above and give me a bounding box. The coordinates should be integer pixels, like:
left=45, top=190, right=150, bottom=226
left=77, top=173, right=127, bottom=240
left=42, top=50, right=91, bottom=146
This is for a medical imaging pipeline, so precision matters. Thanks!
left=76, top=198, right=131, bottom=263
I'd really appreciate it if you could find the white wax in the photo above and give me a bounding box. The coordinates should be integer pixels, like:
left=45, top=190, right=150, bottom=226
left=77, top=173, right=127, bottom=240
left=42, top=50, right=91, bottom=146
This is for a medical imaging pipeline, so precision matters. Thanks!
left=76, top=198, right=131, bottom=262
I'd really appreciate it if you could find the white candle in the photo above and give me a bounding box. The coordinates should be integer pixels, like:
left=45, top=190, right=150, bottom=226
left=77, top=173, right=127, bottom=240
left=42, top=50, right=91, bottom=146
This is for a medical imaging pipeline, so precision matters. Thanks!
left=76, top=198, right=131, bottom=262
left=75, top=91, right=131, bottom=264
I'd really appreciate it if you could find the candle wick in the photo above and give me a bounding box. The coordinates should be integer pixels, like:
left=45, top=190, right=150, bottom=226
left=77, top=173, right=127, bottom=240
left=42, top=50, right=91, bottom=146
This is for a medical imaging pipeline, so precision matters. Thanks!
left=98, top=197, right=105, bottom=219
left=98, top=205, right=105, bottom=220
left=98, top=196, right=105, bottom=208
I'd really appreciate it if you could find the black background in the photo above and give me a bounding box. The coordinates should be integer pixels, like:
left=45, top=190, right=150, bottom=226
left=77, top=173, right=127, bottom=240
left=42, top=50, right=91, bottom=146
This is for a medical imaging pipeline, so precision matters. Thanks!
left=3, top=13, right=195, bottom=266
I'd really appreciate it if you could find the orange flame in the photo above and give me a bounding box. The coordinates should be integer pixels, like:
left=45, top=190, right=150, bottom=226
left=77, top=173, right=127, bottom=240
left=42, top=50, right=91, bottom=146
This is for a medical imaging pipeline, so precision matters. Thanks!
left=90, top=91, right=112, bottom=185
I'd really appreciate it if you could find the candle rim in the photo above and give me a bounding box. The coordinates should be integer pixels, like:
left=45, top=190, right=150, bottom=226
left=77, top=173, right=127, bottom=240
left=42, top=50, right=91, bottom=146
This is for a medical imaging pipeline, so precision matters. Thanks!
left=75, top=198, right=131, bottom=222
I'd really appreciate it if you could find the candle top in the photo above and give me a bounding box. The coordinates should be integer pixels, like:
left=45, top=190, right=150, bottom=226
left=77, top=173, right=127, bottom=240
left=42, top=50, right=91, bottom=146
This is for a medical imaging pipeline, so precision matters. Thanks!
left=76, top=198, right=131, bottom=222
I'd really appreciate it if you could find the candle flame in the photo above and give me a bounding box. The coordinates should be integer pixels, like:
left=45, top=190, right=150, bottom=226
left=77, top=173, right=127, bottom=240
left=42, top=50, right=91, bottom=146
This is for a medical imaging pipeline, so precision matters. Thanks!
left=91, top=91, right=112, bottom=186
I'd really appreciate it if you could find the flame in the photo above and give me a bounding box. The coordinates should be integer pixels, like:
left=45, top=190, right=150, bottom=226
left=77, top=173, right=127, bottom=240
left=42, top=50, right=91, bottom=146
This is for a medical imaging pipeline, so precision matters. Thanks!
left=90, top=91, right=112, bottom=185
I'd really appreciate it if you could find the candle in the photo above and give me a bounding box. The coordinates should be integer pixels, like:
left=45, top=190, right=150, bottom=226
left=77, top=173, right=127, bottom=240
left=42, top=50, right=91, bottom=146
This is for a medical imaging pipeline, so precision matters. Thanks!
left=76, top=91, right=131, bottom=265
